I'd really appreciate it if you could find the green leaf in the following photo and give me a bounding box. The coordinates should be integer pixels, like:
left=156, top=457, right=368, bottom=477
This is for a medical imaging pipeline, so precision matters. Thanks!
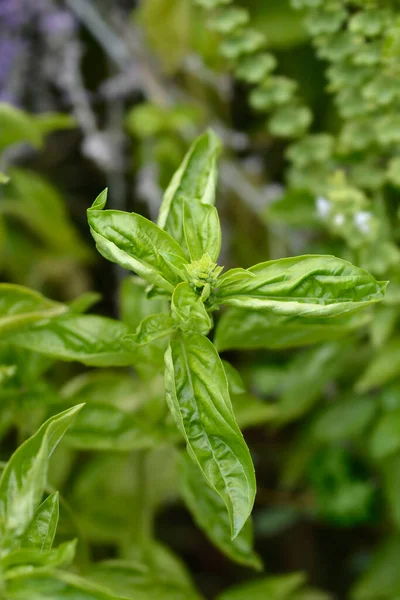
left=357, top=337, right=400, bottom=392
left=232, top=394, right=277, bottom=430
left=219, top=29, right=266, bottom=59
left=0, top=103, right=42, bottom=152
left=208, top=7, right=249, bottom=34
left=164, top=332, right=256, bottom=538
left=86, top=554, right=202, bottom=600
left=125, top=313, right=176, bottom=346
left=68, top=292, right=101, bottom=314
left=277, top=342, right=352, bottom=423
left=216, top=255, right=386, bottom=317
left=171, top=282, right=212, bottom=334
left=7, top=314, right=139, bottom=367
left=265, top=189, right=319, bottom=227
left=64, top=402, right=174, bottom=451
left=119, top=276, right=168, bottom=331
left=0, top=405, right=83, bottom=551
left=311, top=396, right=376, bottom=442
left=21, top=492, right=59, bottom=551
left=0, top=172, right=10, bottom=184
left=137, top=0, right=191, bottom=74
left=236, top=52, right=277, bottom=84
left=351, top=536, right=400, bottom=600
left=370, top=409, right=400, bottom=459
left=2, top=539, right=76, bottom=573
left=183, top=202, right=221, bottom=262
left=0, top=284, right=67, bottom=337
left=88, top=190, right=188, bottom=292
left=217, top=572, right=307, bottom=600
left=0, top=169, right=90, bottom=259
left=214, top=307, right=371, bottom=351
left=34, top=112, right=77, bottom=136
left=6, top=571, right=123, bottom=600
left=179, top=453, right=262, bottom=570
left=157, top=130, right=221, bottom=257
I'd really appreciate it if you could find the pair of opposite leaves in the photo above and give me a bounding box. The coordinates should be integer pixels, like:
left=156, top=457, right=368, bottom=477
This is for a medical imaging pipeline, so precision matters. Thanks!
left=87, top=129, right=386, bottom=539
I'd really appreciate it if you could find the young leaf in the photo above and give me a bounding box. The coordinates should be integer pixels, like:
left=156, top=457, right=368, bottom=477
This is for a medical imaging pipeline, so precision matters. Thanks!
left=171, top=282, right=212, bottom=334
left=183, top=202, right=221, bottom=262
left=216, top=255, right=386, bottom=317
left=7, top=314, right=139, bottom=367
left=88, top=190, right=188, bottom=292
left=0, top=284, right=67, bottom=337
left=214, top=307, right=371, bottom=351
left=0, top=405, right=83, bottom=550
left=125, top=313, right=176, bottom=346
left=164, top=332, right=256, bottom=538
left=21, top=492, right=59, bottom=551
left=157, top=130, right=221, bottom=257
left=179, top=453, right=262, bottom=570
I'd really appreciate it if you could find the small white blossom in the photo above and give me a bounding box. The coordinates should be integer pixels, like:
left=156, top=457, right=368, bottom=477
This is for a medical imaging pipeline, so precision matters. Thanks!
left=333, top=213, right=345, bottom=226
left=316, top=196, right=331, bottom=219
left=354, top=211, right=372, bottom=234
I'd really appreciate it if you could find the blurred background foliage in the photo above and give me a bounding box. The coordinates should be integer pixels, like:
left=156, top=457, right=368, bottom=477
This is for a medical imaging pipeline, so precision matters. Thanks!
left=3, top=0, right=400, bottom=598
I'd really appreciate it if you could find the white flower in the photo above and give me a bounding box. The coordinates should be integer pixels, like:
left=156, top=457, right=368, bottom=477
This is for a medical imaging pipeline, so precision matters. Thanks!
left=333, top=213, right=345, bottom=226
left=354, top=211, right=372, bottom=234
left=316, top=196, right=331, bottom=219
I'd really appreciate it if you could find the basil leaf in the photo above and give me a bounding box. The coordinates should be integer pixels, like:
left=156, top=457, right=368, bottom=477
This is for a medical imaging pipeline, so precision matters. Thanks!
left=216, top=255, right=386, bottom=316
left=0, top=284, right=66, bottom=337
left=64, top=403, right=175, bottom=451
left=277, top=341, right=353, bottom=423
left=232, top=394, right=277, bottom=430
left=183, top=202, right=221, bottom=262
left=165, top=332, right=256, bottom=537
left=370, top=409, right=400, bottom=459
left=171, top=282, right=212, bottom=334
left=214, top=307, right=371, bottom=351
left=87, top=551, right=202, bottom=600
left=158, top=130, right=221, bottom=257
left=216, top=573, right=308, bottom=600
left=125, top=313, right=176, bottom=346
left=0, top=103, right=42, bottom=151
left=357, top=337, right=400, bottom=392
left=21, top=492, right=59, bottom=551
left=88, top=190, right=188, bottom=292
left=0, top=405, right=83, bottom=551
left=2, top=539, right=76, bottom=573
left=119, top=276, right=168, bottom=331
left=7, top=314, right=138, bottom=367
left=6, top=571, right=123, bottom=600
left=179, top=453, right=262, bottom=570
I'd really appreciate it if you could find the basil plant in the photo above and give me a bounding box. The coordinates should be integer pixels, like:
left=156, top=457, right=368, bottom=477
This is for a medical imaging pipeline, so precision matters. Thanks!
left=86, top=129, right=386, bottom=541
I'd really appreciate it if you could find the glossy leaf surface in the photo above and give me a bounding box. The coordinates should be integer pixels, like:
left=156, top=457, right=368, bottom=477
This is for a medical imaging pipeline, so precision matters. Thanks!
left=216, top=255, right=386, bottom=317
left=165, top=332, right=256, bottom=537
left=88, top=190, right=188, bottom=292
left=158, top=130, right=221, bottom=257
left=179, top=453, right=262, bottom=570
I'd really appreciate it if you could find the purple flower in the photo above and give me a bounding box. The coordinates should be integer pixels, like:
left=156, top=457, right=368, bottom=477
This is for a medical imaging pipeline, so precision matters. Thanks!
left=40, top=10, right=77, bottom=36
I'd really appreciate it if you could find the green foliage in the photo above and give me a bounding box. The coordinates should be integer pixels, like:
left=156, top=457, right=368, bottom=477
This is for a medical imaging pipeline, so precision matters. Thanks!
left=4, top=1, right=400, bottom=595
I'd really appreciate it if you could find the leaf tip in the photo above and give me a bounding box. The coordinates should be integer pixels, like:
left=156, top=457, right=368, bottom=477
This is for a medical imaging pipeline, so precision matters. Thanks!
left=89, top=188, right=108, bottom=212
